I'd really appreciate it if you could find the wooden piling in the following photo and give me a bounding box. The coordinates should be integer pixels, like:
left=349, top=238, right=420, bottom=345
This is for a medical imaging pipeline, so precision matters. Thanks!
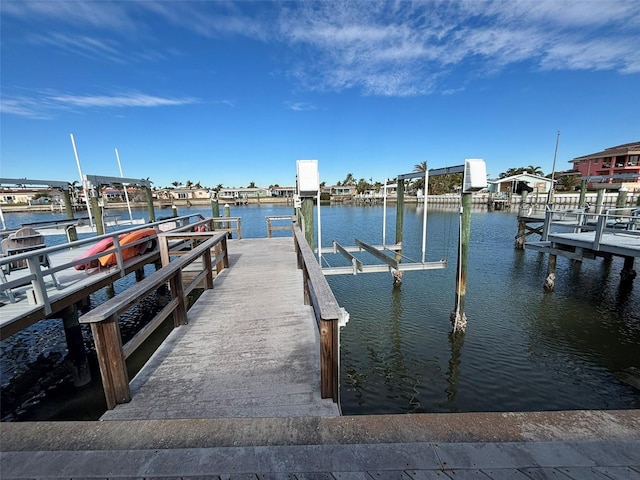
left=61, top=304, right=91, bottom=387
left=621, top=256, right=636, bottom=283
left=595, top=189, right=605, bottom=214
left=450, top=192, right=471, bottom=333
left=62, top=188, right=75, bottom=220
left=301, top=198, right=315, bottom=249
left=544, top=253, right=557, bottom=291
left=90, top=196, right=105, bottom=236
left=211, top=197, right=220, bottom=218
left=144, top=186, right=156, bottom=222
left=578, top=179, right=587, bottom=207
left=90, top=315, right=130, bottom=409
left=393, top=179, right=405, bottom=285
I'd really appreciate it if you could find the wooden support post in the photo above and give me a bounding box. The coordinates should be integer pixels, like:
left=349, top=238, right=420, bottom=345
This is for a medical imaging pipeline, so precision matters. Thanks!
left=61, top=304, right=91, bottom=387
left=595, top=188, right=605, bottom=214
left=211, top=197, right=220, bottom=218
left=301, top=198, right=315, bottom=249
left=223, top=204, right=232, bottom=238
left=515, top=218, right=526, bottom=249
left=320, top=319, right=338, bottom=402
left=203, top=247, right=214, bottom=289
left=135, top=268, right=145, bottom=282
left=90, top=315, right=130, bottom=409
left=394, top=179, right=405, bottom=285
left=620, top=256, right=636, bottom=283
left=62, top=189, right=75, bottom=220
left=90, top=196, right=105, bottom=236
left=450, top=192, right=471, bottom=333
left=578, top=179, right=587, bottom=208
left=544, top=253, right=557, bottom=291
left=66, top=225, right=78, bottom=243
left=617, top=186, right=628, bottom=209
left=144, top=186, right=155, bottom=222
left=171, top=205, right=178, bottom=218
left=169, top=270, right=188, bottom=326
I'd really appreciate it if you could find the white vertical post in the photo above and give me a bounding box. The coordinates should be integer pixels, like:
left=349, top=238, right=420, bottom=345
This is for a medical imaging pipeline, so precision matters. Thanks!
left=70, top=134, right=94, bottom=227
left=317, top=187, right=322, bottom=263
left=382, top=178, right=388, bottom=246
left=421, top=166, right=429, bottom=263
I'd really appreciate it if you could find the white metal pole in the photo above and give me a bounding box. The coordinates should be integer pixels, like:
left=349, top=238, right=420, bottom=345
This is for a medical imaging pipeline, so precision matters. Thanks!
left=382, top=178, right=388, bottom=246
left=421, top=166, right=428, bottom=263
left=115, top=148, right=134, bottom=221
left=70, top=134, right=94, bottom=227
left=317, top=187, right=322, bottom=264
left=0, top=204, right=6, bottom=230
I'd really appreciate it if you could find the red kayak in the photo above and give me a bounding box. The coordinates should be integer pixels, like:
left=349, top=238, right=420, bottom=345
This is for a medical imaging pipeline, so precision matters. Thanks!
left=73, top=237, right=114, bottom=270
left=98, top=228, right=157, bottom=267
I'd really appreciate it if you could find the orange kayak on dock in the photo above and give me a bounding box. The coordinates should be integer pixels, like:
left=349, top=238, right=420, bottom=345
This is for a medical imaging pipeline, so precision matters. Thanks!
left=98, top=228, right=157, bottom=267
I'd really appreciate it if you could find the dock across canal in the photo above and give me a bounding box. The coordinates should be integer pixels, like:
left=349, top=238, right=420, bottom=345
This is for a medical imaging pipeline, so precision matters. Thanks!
left=100, top=236, right=340, bottom=420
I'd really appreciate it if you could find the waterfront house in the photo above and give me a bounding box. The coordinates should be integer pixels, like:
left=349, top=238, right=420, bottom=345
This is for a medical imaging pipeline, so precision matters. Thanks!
left=569, top=141, right=640, bottom=190
left=218, top=187, right=271, bottom=201
left=488, top=173, right=553, bottom=194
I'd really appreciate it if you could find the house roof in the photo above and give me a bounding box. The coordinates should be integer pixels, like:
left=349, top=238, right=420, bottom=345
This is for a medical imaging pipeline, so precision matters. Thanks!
left=570, top=141, right=640, bottom=163
left=490, top=173, right=553, bottom=184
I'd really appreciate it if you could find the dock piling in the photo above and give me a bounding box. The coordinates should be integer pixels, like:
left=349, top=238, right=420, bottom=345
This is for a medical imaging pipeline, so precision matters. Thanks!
left=544, top=254, right=557, bottom=292
left=450, top=192, right=471, bottom=333
left=62, top=304, right=91, bottom=387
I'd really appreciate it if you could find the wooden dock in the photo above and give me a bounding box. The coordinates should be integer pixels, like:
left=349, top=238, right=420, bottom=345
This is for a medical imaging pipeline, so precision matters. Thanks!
left=100, top=237, right=340, bottom=420
left=523, top=208, right=640, bottom=290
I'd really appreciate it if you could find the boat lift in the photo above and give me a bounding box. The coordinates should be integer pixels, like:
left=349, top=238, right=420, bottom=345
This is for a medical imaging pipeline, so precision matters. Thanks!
left=313, top=160, right=487, bottom=277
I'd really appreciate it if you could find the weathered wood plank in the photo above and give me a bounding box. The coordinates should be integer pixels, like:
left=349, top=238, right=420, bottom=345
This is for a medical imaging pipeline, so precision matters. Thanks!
left=101, top=237, right=339, bottom=420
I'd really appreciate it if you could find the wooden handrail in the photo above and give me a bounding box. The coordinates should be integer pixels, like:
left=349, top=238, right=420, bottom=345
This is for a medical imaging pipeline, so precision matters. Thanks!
left=0, top=214, right=208, bottom=313
left=80, top=232, right=229, bottom=409
left=293, top=224, right=342, bottom=402
left=211, top=216, right=242, bottom=239
left=266, top=215, right=295, bottom=238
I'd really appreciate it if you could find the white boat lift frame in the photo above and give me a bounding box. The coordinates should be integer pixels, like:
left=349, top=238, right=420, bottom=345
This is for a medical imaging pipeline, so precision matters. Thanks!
left=321, top=164, right=465, bottom=276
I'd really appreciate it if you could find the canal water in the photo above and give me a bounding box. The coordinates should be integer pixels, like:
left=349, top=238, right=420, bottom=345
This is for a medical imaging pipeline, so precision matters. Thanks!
left=1, top=204, right=638, bottom=420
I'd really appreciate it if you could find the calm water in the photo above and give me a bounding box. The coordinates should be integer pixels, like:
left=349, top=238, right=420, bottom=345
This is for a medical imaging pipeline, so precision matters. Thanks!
left=1, top=204, right=639, bottom=419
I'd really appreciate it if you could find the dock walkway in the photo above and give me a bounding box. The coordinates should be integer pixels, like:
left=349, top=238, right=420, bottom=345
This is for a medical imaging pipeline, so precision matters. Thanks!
left=101, top=237, right=340, bottom=420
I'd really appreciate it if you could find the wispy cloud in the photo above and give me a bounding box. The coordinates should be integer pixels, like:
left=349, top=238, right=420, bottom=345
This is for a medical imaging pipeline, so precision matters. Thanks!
left=287, top=102, right=317, bottom=112
left=1, top=90, right=199, bottom=119
left=277, top=0, right=640, bottom=96
left=3, top=0, right=639, bottom=98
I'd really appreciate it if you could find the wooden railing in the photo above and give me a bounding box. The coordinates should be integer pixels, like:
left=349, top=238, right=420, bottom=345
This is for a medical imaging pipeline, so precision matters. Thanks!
left=0, top=214, right=206, bottom=314
left=266, top=215, right=295, bottom=238
left=80, top=231, right=229, bottom=409
left=293, top=224, right=342, bottom=402
left=212, top=216, right=242, bottom=239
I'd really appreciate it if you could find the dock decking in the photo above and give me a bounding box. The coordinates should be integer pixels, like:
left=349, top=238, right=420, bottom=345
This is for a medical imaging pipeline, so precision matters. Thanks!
left=101, top=237, right=340, bottom=420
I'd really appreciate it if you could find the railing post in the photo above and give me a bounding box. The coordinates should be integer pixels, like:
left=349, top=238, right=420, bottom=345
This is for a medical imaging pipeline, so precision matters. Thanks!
left=222, top=236, right=229, bottom=269
left=594, top=214, right=606, bottom=250
left=27, top=256, right=51, bottom=315
left=90, top=314, right=130, bottom=410
left=203, top=247, right=214, bottom=289
left=159, top=233, right=171, bottom=267
left=320, top=318, right=338, bottom=401
left=237, top=217, right=242, bottom=240
left=169, top=270, right=188, bottom=326
left=542, top=209, right=553, bottom=241
left=267, top=217, right=272, bottom=238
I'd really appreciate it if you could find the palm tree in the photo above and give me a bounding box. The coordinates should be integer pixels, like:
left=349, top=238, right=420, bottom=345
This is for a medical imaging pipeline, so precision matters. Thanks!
left=343, top=173, right=355, bottom=186
left=185, top=180, right=193, bottom=189
left=171, top=181, right=180, bottom=189
left=526, top=165, right=544, bottom=176
left=414, top=161, right=427, bottom=173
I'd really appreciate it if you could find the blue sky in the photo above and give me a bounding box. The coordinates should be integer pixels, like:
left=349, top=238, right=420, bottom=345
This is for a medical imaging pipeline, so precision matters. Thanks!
left=1, top=1, right=639, bottom=189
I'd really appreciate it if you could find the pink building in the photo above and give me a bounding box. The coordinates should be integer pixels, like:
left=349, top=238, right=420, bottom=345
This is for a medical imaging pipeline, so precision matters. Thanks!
left=570, top=142, right=640, bottom=190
